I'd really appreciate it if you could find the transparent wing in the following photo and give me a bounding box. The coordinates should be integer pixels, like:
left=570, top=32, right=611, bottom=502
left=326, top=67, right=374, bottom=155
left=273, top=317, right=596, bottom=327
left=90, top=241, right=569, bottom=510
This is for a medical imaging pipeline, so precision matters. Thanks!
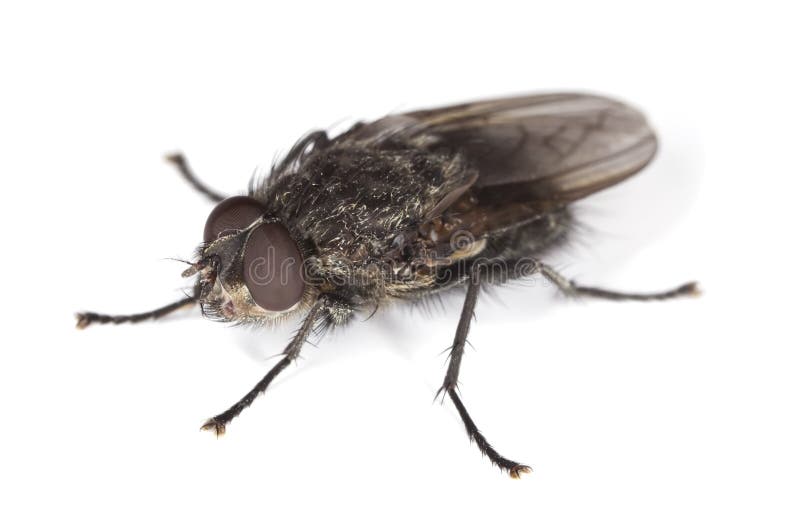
left=338, top=92, right=657, bottom=206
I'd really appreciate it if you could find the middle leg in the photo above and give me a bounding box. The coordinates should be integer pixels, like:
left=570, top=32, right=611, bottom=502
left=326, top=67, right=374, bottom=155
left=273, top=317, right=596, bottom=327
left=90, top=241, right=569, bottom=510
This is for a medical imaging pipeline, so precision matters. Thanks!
left=439, top=270, right=531, bottom=478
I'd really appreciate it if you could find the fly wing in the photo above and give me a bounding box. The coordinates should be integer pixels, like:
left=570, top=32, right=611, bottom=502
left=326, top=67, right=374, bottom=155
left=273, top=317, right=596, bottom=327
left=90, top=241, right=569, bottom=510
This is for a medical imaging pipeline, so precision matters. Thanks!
left=330, top=93, right=657, bottom=248
left=338, top=92, right=657, bottom=207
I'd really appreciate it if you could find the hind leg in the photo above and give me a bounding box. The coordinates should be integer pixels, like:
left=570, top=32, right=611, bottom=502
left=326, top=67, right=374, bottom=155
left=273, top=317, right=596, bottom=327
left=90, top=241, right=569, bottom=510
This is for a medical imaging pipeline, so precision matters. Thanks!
left=537, top=262, right=699, bottom=301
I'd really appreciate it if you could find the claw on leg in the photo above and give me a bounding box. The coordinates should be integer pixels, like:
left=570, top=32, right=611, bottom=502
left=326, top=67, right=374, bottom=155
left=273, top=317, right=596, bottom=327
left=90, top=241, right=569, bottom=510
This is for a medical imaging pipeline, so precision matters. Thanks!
left=678, top=281, right=702, bottom=297
left=200, top=417, right=227, bottom=437
left=75, top=312, right=92, bottom=329
left=200, top=417, right=225, bottom=438
left=509, top=464, right=532, bottom=479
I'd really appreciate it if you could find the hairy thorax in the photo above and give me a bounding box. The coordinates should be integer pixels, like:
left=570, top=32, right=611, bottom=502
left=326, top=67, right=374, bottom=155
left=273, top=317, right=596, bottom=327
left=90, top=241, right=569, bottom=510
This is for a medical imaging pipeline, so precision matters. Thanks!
left=255, top=146, right=477, bottom=303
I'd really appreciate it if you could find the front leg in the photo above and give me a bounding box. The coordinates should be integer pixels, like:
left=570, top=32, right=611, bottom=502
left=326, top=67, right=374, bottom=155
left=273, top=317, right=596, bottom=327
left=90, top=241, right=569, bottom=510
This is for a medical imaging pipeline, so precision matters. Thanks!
left=440, top=269, right=531, bottom=478
left=201, top=296, right=329, bottom=436
left=75, top=296, right=197, bottom=329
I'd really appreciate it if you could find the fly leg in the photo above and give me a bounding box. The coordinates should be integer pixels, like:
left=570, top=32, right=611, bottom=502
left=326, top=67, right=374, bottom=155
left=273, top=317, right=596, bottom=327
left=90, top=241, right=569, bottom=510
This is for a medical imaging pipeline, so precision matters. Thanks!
left=201, top=297, right=327, bottom=436
left=438, top=269, right=531, bottom=478
left=538, top=263, right=700, bottom=301
left=75, top=296, right=196, bottom=329
left=164, top=153, right=227, bottom=203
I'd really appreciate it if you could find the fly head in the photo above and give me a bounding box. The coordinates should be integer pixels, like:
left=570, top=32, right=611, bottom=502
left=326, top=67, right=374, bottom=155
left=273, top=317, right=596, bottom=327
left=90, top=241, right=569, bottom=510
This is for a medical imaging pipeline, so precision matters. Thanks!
left=185, top=196, right=308, bottom=323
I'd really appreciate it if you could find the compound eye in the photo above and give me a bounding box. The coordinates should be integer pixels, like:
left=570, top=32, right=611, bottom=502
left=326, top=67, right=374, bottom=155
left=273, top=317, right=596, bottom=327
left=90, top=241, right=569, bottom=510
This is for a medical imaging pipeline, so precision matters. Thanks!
left=203, top=196, right=265, bottom=242
left=243, top=222, right=305, bottom=312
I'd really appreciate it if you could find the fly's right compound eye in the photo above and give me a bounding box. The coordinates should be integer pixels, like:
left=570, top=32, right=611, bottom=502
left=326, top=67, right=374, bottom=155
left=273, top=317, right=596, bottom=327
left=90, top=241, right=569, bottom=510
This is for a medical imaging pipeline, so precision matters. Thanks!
left=203, top=196, right=265, bottom=242
left=242, top=222, right=305, bottom=312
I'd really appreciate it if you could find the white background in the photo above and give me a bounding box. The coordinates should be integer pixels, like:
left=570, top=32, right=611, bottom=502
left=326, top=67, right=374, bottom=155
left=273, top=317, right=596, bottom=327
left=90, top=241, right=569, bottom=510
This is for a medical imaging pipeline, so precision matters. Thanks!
left=1, top=1, right=798, bottom=514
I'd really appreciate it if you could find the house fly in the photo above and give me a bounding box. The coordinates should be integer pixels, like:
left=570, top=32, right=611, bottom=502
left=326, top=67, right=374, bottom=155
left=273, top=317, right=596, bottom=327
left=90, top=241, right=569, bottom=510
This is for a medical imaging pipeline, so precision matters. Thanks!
left=76, top=93, right=699, bottom=478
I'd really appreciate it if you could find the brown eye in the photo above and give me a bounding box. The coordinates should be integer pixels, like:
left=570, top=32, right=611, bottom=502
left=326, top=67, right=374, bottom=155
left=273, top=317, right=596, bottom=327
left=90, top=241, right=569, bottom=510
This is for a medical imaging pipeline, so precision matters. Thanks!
left=204, top=196, right=265, bottom=242
left=243, top=222, right=305, bottom=312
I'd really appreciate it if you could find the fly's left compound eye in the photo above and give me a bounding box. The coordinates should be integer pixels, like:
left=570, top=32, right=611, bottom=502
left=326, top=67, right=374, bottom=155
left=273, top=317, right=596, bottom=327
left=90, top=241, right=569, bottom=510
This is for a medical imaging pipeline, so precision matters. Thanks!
left=243, top=222, right=305, bottom=312
left=204, top=196, right=266, bottom=242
